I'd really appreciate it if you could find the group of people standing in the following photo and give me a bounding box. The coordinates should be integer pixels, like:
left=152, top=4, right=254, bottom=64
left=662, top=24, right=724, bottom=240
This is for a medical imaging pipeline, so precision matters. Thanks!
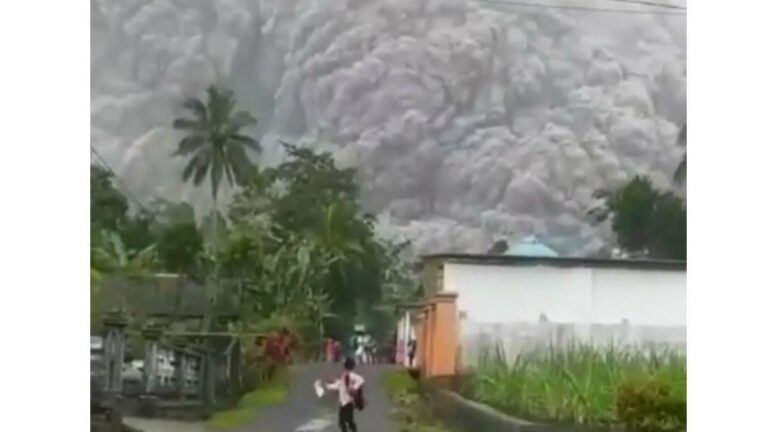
left=351, top=331, right=377, bottom=365
left=324, top=330, right=379, bottom=365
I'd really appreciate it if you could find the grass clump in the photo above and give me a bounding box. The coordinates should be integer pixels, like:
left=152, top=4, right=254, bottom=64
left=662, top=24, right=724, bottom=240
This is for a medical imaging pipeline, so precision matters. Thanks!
left=384, top=370, right=454, bottom=432
left=206, top=368, right=291, bottom=430
left=617, top=375, right=686, bottom=432
left=383, top=369, right=418, bottom=396
left=461, top=342, right=686, bottom=429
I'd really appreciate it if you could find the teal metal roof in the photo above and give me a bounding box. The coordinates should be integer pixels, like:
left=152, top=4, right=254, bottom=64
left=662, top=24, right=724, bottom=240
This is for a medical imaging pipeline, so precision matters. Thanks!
left=507, top=235, right=559, bottom=257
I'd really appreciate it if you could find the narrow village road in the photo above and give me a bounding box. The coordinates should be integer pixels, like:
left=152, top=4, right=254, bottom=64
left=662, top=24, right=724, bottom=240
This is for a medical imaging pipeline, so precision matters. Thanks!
left=241, top=362, right=396, bottom=432
left=125, top=362, right=397, bottom=432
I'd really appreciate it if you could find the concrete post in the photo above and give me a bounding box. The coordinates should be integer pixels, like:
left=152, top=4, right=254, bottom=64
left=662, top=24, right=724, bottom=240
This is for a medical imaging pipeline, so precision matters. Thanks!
left=429, top=303, right=438, bottom=376
left=202, top=351, right=217, bottom=407
left=419, top=306, right=432, bottom=377
left=415, top=315, right=425, bottom=370
left=174, top=342, right=187, bottom=398
left=102, top=313, right=127, bottom=394
left=427, top=292, right=459, bottom=378
left=102, top=313, right=127, bottom=432
left=404, top=311, right=412, bottom=367
left=141, top=325, right=163, bottom=394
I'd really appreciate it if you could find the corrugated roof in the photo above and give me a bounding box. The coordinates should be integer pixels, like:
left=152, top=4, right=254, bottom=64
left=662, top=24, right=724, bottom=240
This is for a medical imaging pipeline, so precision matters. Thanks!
left=420, top=253, right=685, bottom=271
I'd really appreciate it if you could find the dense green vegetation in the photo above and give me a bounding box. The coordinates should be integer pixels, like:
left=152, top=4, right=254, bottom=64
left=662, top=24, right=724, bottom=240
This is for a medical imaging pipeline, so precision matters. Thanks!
left=460, top=344, right=686, bottom=430
left=206, top=368, right=291, bottom=430
left=90, top=85, right=417, bottom=351
left=590, top=176, right=686, bottom=260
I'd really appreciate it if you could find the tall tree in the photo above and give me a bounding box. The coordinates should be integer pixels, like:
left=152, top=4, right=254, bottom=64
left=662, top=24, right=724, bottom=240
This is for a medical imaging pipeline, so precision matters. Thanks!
left=120, top=208, right=157, bottom=253
left=91, top=164, right=129, bottom=232
left=590, top=176, right=686, bottom=260
left=156, top=221, right=204, bottom=277
left=263, top=142, right=359, bottom=233
left=674, top=123, right=686, bottom=183
left=171, top=85, right=262, bottom=405
left=172, top=84, right=261, bottom=234
left=224, top=143, right=413, bottom=341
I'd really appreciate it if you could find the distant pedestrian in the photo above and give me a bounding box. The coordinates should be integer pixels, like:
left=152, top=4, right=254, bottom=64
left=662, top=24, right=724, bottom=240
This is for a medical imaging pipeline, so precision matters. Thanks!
left=368, top=338, right=378, bottom=364
left=407, top=338, right=416, bottom=368
left=279, top=327, right=295, bottom=364
left=325, top=338, right=335, bottom=363
left=333, top=339, right=342, bottom=363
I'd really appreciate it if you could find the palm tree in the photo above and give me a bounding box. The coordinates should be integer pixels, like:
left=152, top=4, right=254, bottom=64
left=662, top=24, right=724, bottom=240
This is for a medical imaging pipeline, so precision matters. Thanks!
left=172, top=85, right=261, bottom=240
left=172, top=86, right=260, bottom=406
left=674, top=123, right=686, bottom=183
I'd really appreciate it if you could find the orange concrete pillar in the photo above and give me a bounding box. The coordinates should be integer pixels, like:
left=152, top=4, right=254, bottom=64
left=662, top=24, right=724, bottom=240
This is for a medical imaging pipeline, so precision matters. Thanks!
left=421, top=306, right=432, bottom=377
left=422, top=292, right=459, bottom=377
left=411, top=318, right=424, bottom=369
left=426, top=292, right=459, bottom=378
left=428, top=303, right=438, bottom=377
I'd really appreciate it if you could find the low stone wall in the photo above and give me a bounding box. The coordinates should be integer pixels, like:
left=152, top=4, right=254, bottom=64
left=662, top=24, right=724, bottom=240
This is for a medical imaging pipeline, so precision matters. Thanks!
left=121, top=397, right=209, bottom=421
left=423, top=385, right=621, bottom=432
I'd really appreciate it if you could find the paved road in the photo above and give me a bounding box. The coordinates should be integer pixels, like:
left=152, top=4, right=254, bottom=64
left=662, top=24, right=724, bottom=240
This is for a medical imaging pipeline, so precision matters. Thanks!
left=126, top=363, right=397, bottom=432
left=240, top=362, right=396, bottom=432
left=124, top=417, right=208, bottom=432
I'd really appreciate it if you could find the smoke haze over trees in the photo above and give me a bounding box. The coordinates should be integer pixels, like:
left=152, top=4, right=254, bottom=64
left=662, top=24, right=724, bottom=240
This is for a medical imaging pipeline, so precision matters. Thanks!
left=91, top=0, right=686, bottom=256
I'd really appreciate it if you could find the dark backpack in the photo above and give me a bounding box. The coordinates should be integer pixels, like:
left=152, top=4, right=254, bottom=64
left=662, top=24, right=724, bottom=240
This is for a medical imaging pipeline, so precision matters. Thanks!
left=345, top=374, right=366, bottom=411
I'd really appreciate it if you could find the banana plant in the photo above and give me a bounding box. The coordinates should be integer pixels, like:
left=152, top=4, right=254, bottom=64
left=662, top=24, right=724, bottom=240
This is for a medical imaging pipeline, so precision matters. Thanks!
left=91, top=229, right=157, bottom=313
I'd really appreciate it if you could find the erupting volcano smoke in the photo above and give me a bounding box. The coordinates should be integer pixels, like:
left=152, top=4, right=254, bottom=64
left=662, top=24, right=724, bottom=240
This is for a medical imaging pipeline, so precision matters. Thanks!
left=90, top=0, right=686, bottom=256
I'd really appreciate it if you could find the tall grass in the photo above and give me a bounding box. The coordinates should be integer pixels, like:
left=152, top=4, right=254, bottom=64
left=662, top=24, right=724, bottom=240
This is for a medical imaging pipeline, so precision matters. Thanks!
left=461, top=342, right=686, bottom=426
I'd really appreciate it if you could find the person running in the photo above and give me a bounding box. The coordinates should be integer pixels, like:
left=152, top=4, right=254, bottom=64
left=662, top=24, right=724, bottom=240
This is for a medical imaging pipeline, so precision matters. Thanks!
left=323, top=357, right=365, bottom=432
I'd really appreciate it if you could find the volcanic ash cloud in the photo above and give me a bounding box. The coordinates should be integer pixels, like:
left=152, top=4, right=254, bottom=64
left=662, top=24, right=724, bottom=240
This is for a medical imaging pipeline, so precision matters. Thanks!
left=91, top=0, right=686, bottom=256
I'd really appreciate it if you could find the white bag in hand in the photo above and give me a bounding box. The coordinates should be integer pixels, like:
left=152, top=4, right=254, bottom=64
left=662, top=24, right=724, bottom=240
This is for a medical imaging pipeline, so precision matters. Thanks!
left=314, top=380, right=325, bottom=398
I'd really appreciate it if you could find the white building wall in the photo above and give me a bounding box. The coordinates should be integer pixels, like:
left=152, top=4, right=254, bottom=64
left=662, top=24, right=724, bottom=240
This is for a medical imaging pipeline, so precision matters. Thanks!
left=396, top=316, right=406, bottom=365
left=444, top=262, right=686, bottom=367
left=444, top=264, right=593, bottom=324
left=590, top=268, right=686, bottom=327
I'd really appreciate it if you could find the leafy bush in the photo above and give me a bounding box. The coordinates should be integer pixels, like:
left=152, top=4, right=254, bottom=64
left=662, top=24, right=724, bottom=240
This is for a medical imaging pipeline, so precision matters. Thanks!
left=616, top=375, right=686, bottom=431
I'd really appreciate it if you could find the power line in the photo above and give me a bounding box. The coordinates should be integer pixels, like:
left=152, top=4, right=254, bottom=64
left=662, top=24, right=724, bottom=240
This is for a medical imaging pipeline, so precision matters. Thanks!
left=476, top=0, right=686, bottom=15
left=598, top=0, right=685, bottom=10
left=91, top=145, right=152, bottom=214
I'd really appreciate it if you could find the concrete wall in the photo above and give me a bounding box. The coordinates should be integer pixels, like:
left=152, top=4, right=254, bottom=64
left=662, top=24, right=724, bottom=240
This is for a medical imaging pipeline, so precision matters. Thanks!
left=443, top=263, right=686, bottom=367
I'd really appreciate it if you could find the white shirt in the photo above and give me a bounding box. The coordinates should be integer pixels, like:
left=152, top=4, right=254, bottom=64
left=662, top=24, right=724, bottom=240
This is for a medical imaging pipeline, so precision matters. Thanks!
left=325, top=372, right=365, bottom=406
